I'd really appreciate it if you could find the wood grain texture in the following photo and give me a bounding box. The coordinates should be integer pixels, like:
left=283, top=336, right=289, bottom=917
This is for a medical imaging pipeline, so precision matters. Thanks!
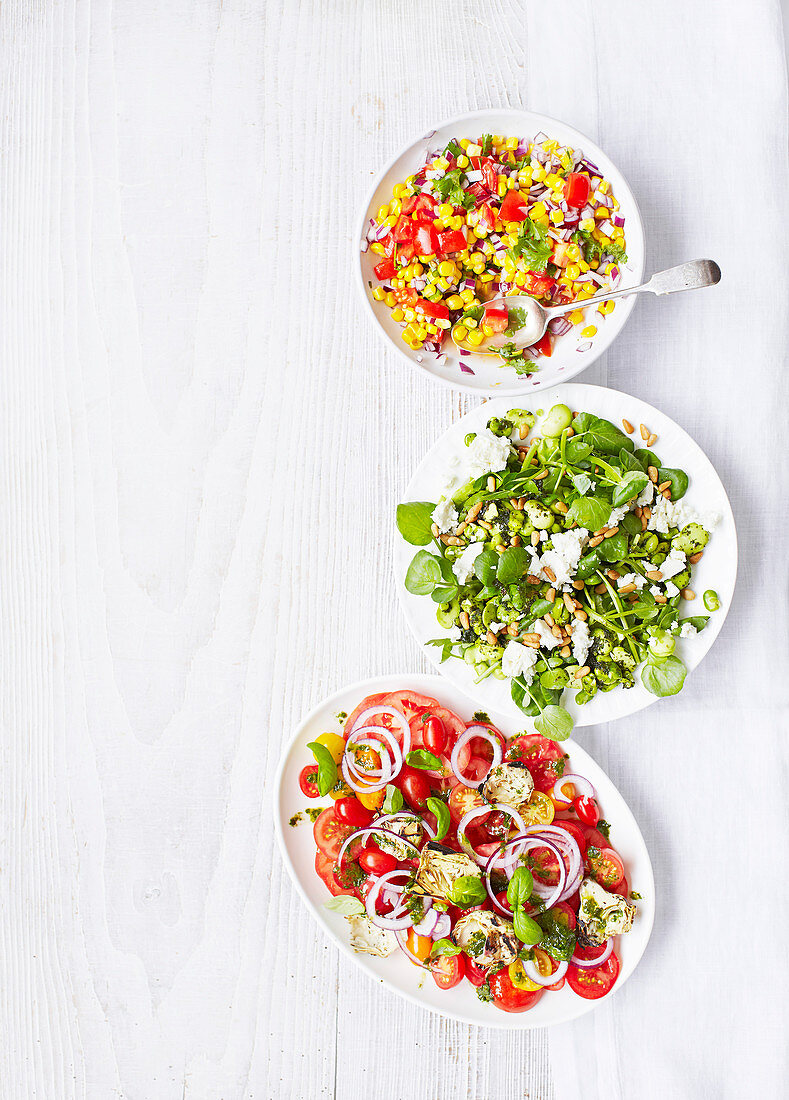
left=1, top=0, right=788, bottom=1098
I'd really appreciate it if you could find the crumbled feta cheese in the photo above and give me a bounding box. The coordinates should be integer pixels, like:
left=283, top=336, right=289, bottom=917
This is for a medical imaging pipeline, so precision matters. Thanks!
left=346, top=915, right=397, bottom=957
left=679, top=621, right=698, bottom=638
left=464, top=428, right=512, bottom=480
left=606, top=503, right=630, bottom=528
left=617, top=572, right=646, bottom=590
left=570, top=618, right=591, bottom=665
left=538, top=528, right=589, bottom=589
left=453, top=543, right=484, bottom=584
left=501, top=641, right=539, bottom=682
left=658, top=548, right=687, bottom=580
left=489, top=621, right=505, bottom=633
left=636, top=481, right=655, bottom=506
left=649, top=584, right=662, bottom=598
left=664, top=581, right=679, bottom=598
left=647, top=494, right=720, bottom=536
left=533, top=619, right=560, bottom=651
left=431, top=497, right=458, bottom=534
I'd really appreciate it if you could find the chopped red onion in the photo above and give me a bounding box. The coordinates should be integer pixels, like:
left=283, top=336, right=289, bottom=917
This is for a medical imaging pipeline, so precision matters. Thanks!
left=548, top=317, right=572, bottom=336
left=577, top=341, right=593, bottom=353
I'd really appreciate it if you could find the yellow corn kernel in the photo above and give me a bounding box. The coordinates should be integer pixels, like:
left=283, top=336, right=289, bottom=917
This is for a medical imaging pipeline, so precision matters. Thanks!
left=518, top=168, right=533, bottom=185
left=434, top=277, right=448, bottom=291
left=481, top=323, right=494, bottom=338
left=459, top=138, right=470, bottom=150
left=403, top=308, right=416, bottom=323
left=601, top=300, right=616, bottom=315
left=414, top=326, right=427, bottom=341
left=377, top=204, right=390, bottom=221
left=578, top=260, right=590, bottom=274
left=466, top=142, right=482, bottom=156
left=438, top=260, right=456, bottom=278
left=550, top=210, right=564, bottom=225
left=581, top=325, right=597, bottom=338
left=401, top=324, right=416, bottom=340
left=384, top=291, right=396, bottom=307
left=467, top=329, right=484, bottom=347
left=594, top=208, right=608, bottom=220
left=566, top=243, right=582, bottom=262
left=459, top=287, right=475, bottom=304
left=384, top=214, right=397, bottom=229
left=437, top=203, right=453, bottom=219
left=503, top=255, right=517, bottom=276
left=456, top=153, right=469, bottom=168
left=447, top=294, right=464, bottom=310
left=480, top=271, right=494, bottom=283
left=372, top=286, right=385, bottom=301
left=532, top=165, right=546, bottom=182
left=370, top=242, right=386, bottom=256
left=435, top=317, right=451, bottom=330
left=453, top=324, right=468, bottom=341
left=544, top=139, right=559, bottom=152
left=580, top=218, right=595, bottom=232
left=567, top=309, right=585, bottom=325
left=435, top=156, right=449, bottom=170
left=412, top=262, right=424, bottom=276
left=505, top=136, right=518, bottom=150
left=565, top=263, right=581, bottom=280
left=450, top=215, right=464, bottom=230
left=473, top=225, right=489, bottom=238
left=391, top=306, right=404, bottom=322
left=497, top=175, right=507, bottom=198
left=464, top=317, right=478, bottom=329
left=598, top=180, right=610, bottom=194
left=392, top=183, right=408, bottom=199
left=530, top=202, right=548, bottom=222
left=389, top=199, right=401, bottom=216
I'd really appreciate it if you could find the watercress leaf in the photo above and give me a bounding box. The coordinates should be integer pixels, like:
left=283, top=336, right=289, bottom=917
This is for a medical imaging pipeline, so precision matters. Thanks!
left=566, top=495, right=610, bottom=532
left=306, top=741, right=339, bottom=796
left=658, top=466, right=689, bottom=500
left=618, top=448, right=644, bottom=474
left=511, top=675, right=538, bottom=716
left=406, top=749, right=443, bottom=771
left=513, top=907, right=543, bottom=946
left=430, top=583, right=458, bottom=604
left=571, top=472, right=593, bottom=495
left=507, top=866, right=535, bottom=909
left=473, top=545, right=499, bottom=586
left=571, top=411, right=597, bottom=434
left=382, top=784, right=404, bottom=814
left=585, top=416, right=635, bottom=455
left=496, top=547, right=532, bottom=584
left=679, top=615, right=710, bottom=632
left=396, top=501, right=437, bottom=545
left=447, top=875, right=487, bottom=908
left=430, top=937, right=461, bottom=958
left=534, top=704, right=573, bottom=742
left=404, top=550, right=442, bottom=595
left=641, top=654, right=687, bottom=697
left=323, top=895, right=365, bottom=916
left=426, top=796, right=450, bottom=842
left=425, top=638, right=453, bottom=662
left=540, top=668, right=569, bottom=691
left=633, top=447, right=661, bottom=469
left=565, top=437, right=593, bottom=463
left=598, top=532, right=628, bottom=563
left=612, top=470, right=649, bottom=508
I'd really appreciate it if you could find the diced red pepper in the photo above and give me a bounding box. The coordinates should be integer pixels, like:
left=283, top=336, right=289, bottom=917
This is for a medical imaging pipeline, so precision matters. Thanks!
left=437, top=229, right=467, bottom=254
left=477, top=203, right=496, bottom=233
left=532, top=331, right=553, bottom=357
left=417, top=298, right=450, bottom=320
left=415, top=224, right=441, bottom=256
left=564, top=172, right=591, bottom=209
left=523, top=272, right=556, bottom=298
left=373, top=257, right=396, bottom=281
left=393, top=216, right=417, bottom=243
left=500, top=188, right=530, bottom=223
left=380, top=232, right=397, bottom=258
left=482, top=159, right=498, bottom=192
left=483, top=305, right=509, bottom=334
left=399, top=195, right=417, bottom=216
left=414, top=194, right=437, bottom=224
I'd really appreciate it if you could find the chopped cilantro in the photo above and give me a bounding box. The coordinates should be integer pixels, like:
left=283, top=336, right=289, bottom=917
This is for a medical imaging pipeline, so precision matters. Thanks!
left=630, top=891, right=642, bottom=901
left=476, top=979, right=493, bottom=1002
left=480, top=134, right=493, bottom=155
left=508, top=219, right=552, bottom=273
left=497, top=342, right=537, bottom=375
left=433, top=168, right=474, bottom=210
left=505, top=306, right=529, bottom=334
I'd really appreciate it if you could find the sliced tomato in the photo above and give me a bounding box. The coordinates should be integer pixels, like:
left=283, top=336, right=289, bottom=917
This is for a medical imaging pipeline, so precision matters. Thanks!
left=437, top=229, right=467, bottom=254
left=415, top=225, right=441, bottom=256
left=499, top=188, right=529, bottom=222
left=373, top=257, right=395, bottom=281
left=430, top=952, right=465, bottom=990
left=299, top=765, right=320, bottom=798
left=344, top=692, right=394, bottom=734
left=554, top=819, right=587, bottom=858
left=522, top=271, right=556, bottom=298
left=448, top=783, right=485, bottom=824
left=358, top=846, right=398, bottom=876
left=477, top=202, right=496, bottom=233
left=314, top=851, right=356, bottom=897
left=313, top=806, right=358, bottom=862
left=483, top=305, right=509, bottom=334
left=398, top=240, right=416, bottom=261
left=399, top=195, right=417, bottom=216
left=380, top=232, right=397, bottom=258
left=530, top=844, right=562, bottom=887
left=417, top=298, right=450, bottom=321
left=587, top=846, right=626, bottom=889
left=489, top=968, right=544, bottom=1012
left=564, top=172, right=591, bottom=209
left=567, top=952, right=620, bottom=999
left=393, top=215, right=417, bottom=243
left=532, top=331, right=553, bottom=357
left=505, top=733, right=567, bottom=793
left=481, top=158, right=498, bottom=192
left=551, top=900, right=577, bottom=932
left=580, top=824, right=611, bottom=852
left=414, top=193, right=437, bottom=223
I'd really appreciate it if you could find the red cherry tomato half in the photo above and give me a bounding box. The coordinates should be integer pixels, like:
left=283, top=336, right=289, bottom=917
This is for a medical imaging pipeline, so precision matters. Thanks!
left=423, top=715, right=447, bottom=755
left=298, top=765, right=320, bottom=798
left=334, top=797, right=375, bottom=829
left=587, top=846, right=626, bottom=889
left=448, top=783, right=485, bottom=824
left=489, top=968, right=545, bottom=1013
left=499, top=188, right=529, bottom=222
left=574, top=795, right=600, bottom=827
left=564, top=172, right=591, bottom=209
left=313, top=807, right=358, bottom=862
left=567, top=951, right=621, bottom=1000
left=464, top=958, right=488, bottom=988
left=358, top=847, right=398, bottom=877
left=395, top=765, right=432, bottom=811
left=430, top=952, right=466, bottom=990
left=532, top=330, right=553, bottom=357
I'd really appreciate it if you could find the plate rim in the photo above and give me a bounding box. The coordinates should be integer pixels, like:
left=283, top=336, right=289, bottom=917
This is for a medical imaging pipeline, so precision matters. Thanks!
left=393, top=382, right=739, bottom=728
left=353, top=106, right=646, bottom=396
left=274, top=671, right=656, bottom=1030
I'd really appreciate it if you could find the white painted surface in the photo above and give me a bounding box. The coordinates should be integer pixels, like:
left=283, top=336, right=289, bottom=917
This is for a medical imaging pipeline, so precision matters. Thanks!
left=1, top=1, right=787, bottom=1098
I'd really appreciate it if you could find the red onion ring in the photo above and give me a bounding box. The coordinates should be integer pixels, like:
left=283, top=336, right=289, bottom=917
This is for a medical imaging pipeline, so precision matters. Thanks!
left=523, top=957, right=569, bottom=987
left=552, top=773, right=595, bottom=808
left=350, top=706, right=411, bottom=757
left=483, top=835, right=565, bottom=916
left=522, top=825, right=583, bottom=904
left=430, top=912, right=451, bottom=940
left=364, top=869, right=414, bottom=930
left=570, top=938, right=614, bottom=968
left=411, top=906, right=439, bottom=937
left=450, top=725, right=503, bottom=786
left=343, top=723, right=405, bottom=791
left=457, top=803, right=526, bottom=867
left=336, top=826, right=419, bottom=868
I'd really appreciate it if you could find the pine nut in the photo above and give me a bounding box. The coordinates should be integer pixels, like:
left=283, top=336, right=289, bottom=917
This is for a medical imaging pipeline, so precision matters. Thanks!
left=662, top=488, right=672, bottom=499
left=619, top=582, right=636, bottom=594
left=566, top=427, right=575, bottom=437
left=640, top=514, right=648, bottom=531
left=478, top=519, right=493, bottom=531
left=647, top=432, right=658, bottom=447
left=456, top=521, right=467, bottom=534
left=606, top=569, right=620, bottom=581
left=655, top=594, right=667, bottom=604
left=494, top=545, right=506, bottom=554
left=634, top=506, right=643, bottom=518
left=622, top=419, right=634, bottom=434
left=563, top=593, right=576, bottom=612
left=589, top=534, right=604, bottom=547
left=509, top=497, right=519, bottom=508
left=648, top=465, right=658, bottom=483
left=524, top=639, right=540, bottom=649
left=431, top=523, right=440, bottom=537
left=639, top=423, right=649, bottom=440
left=573, top=608, right=588, bottom=620
left=554, top=501, right=569, bottom=514
left=533, top=470, right=548, bottom=480
left=446, top=535, right=461, bottom=546
left=646, top=569, right=662, bottom=581
left=572, top=579, right=585, bottom=591
left=526, top=574, right=541, bottom=585
left=604, top=526, right=619, bottom=538
left=519, top=425, right=529, bottom=440
left=511, top=535, right=522, bottom=547
left=544, top=613, right=555, bottom=627
left=467, top=502, right=483, bottom=522
left=560, top=645, right=571, bottom=657
left=575, top=665, right=590, bottom=679
left=517, top=498, right=526, bottom=509
left=460, top=612, right=470, bottom=629
left=486, top=630, right=498, bottom=646
left=689, top=551, right=704, bottom=564
left=551, top=625, right=563, bottom=639
left=522, top=633, right=540, bottom=644
left=531, top=530, right=540, bottom=547
left=682, top=588, right=696, bottom=600
left=487, top=476, right=496, bottom=492
left=543, top=565, right=557, bottom=582
left=657, top=480, right=671, bottom=493
left=595, top=583, right=607, bottom=594
left=507, top=624, right=518, bottom=637
left=546, top=587, right=556, bottom=603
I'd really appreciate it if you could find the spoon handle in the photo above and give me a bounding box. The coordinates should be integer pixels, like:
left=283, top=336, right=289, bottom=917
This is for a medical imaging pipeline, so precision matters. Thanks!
left=546, top=259, right=721, bottom=317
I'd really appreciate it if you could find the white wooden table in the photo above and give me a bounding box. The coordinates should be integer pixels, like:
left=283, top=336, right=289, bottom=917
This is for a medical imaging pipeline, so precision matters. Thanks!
left=2, top=2, right=788, bottom=1097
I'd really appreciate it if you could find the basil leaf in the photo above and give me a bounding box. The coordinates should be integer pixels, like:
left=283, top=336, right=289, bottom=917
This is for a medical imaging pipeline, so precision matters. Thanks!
left=447, top=875, right=486, bottom=908
left=404, top=550, right=443, bottom=595
left=657, top=467, right=689, bottom=501
left=426, top=796, right=450, bottom=841
left=382, top=784, right=404, bottom=814
left=306, top=741, right=338, bottom=796
left=496, top=547, right=531, bottom=584
left=430, top=937, right=461, bottom=958
left=566, top=495, right=610, bottom=532
left=396, top=501, right=437, bottom=545
left=612, top=471, right=649, bottom=508
left=513, top=907, right=543, bottom=946
left=507, top=867, right=534, bottom=909
left=641, top=654, right=687, bottom=697
left=406, top=749, right=443, bottom=771
left=534, top=704, right=573, bottom=742
left=323, top=895, right=365, bottom=916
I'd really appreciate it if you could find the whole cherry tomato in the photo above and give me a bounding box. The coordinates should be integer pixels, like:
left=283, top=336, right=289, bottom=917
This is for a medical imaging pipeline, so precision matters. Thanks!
left=574, top=795, right=600, bottom=827
left=358, top=847, right=398, bottom=876
left=334, top=796, right=375, bottom=828
left=395, top=765, right=432, bottom=811
left=423, top=715, right=447, bottom=755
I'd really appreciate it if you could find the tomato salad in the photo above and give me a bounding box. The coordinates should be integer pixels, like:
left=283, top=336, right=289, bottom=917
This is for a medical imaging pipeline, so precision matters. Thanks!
left=362, top=132, right=627, bottom=375
left=303, top=688, right=638, bottom=1012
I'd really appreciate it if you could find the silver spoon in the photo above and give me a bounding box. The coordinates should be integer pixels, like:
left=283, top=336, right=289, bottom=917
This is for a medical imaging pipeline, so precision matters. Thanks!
left=452, top=259, right=722, bottom=355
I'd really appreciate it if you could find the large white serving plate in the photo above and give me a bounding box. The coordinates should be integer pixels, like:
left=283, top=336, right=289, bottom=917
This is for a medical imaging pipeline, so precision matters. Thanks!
left=354, top=108, right=645, bottom=396
left=395, top=384, right=737, bottom=728
left=274, top=674, right=655, bottom=1030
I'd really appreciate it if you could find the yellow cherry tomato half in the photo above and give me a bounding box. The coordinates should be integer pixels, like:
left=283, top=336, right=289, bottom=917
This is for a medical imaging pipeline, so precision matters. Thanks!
left=316, top=732, right=345, bottom=763
left=520, top=790, right=555, bottom=827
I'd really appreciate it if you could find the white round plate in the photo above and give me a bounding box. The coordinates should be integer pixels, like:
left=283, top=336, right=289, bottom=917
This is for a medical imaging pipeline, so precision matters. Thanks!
left=274, top=674, right=655, bottom=1029
left=355, top=108, right=645, bottom=396
left=395, top=383, right=737, bottom=728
